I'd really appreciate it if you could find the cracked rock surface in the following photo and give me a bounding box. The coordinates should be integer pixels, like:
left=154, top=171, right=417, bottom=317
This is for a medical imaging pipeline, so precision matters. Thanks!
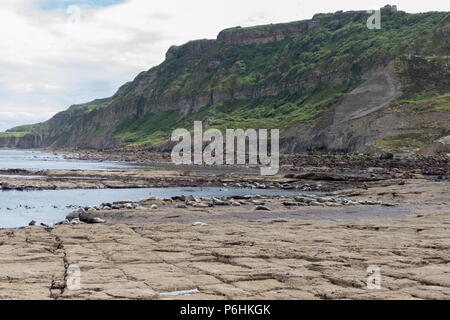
left=0, top=180, right=448, bottom=300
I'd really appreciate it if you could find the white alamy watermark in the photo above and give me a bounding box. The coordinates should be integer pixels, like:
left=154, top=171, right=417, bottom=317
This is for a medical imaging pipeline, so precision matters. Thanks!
left=366, top=9, right=381, bottom=30
left=366, top=4, right=398, bottom=30
left=171, top=121, right=279, bottom=176
left=66, top=264, right=81, bottom=291
left=367, top=265, right=381, bottom=290
left=67, top=5, right=81, bottom=28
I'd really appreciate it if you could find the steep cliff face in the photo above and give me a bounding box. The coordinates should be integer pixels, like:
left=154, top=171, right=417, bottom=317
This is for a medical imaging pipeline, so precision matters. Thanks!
left=284, top=56, right=450, bottom=154
left=2, top=8, right=449, bottom=154
left=0, top=134, right=41, bottom=148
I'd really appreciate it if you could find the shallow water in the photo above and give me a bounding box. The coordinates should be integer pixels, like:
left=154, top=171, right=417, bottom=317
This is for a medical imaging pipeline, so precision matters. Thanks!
left=0, top=174, right=46, bottom=179
left=0, top=187, right=299, bottom=229
left=0, top=149, right=302, bottom=228
left=0, top=149, right=135, bottom=171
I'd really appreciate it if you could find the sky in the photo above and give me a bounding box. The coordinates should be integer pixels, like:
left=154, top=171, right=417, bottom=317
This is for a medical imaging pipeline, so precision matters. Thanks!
left=0, top=0, right=448, bottom=131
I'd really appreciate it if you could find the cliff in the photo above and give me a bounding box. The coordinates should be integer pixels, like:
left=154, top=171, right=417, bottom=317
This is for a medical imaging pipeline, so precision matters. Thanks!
left=2, top=7, right=449, bottom=154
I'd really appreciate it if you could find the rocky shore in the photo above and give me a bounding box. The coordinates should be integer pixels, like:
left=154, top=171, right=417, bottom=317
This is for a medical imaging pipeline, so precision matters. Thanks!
left=0, top=178, right=448, bottom=299
left=0, top=167, right=383, bottom=192
left=2, top=152, right=446, bottom=193
left=61, top=149, right=450, bottom=177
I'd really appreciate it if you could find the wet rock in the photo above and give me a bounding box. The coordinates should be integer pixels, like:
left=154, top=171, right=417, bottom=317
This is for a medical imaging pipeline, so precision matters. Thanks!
left=359, top=200, right=380, bottom=205
left=113, top=200, right=134, bottom=205
left=255, top=206, right=271, bottom=211
left=294, top=196, right=314, bottom=204
left=325, top=202, right=341, bottom=207
left=255, top=182, right=266, bottom=189
left=231, top=195, right=252, bottom=200
left=310, top=202, right=323, bottom=206
left=381, top=203, right=396, bottom=207
left=1, top=182, right=13, bottom=190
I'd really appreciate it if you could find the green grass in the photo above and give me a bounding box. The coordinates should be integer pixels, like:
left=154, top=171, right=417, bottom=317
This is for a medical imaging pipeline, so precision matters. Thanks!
left=8, top=9, right=449, bottom=150
left=0, top=132, right=30, bottom=138
left=113, top=82, right=356, bottom=146
left=376, top=133, right=441, bottom=151
left=6, top=123, right=41, bottom=133
left=114, top=110, right=181, bottom=145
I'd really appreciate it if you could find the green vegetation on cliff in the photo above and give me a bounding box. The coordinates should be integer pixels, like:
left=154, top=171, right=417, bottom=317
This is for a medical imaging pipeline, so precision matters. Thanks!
left=2, top=7, right=449, bottom=152
left=112, top=9, right=449, bottom=146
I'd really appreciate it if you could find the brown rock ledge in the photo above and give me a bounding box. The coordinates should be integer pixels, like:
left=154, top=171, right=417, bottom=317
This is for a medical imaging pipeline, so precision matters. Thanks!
left=0, top=181, right=448, bottom=300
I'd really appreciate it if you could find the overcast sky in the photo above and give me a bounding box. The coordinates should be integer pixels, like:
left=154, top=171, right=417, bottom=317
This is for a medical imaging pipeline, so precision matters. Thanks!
left=0, top=0, right=448, bottom=131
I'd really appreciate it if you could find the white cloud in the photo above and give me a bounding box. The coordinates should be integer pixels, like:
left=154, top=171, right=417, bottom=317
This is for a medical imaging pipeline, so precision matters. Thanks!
left=0, top=0, right=448, bottom=131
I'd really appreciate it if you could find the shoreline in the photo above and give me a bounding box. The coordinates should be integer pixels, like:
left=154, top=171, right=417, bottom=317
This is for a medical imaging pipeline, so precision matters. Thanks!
left=0, top=180, right=448, bottom=299
left=3, top=147, right=449, bottom=175
left=1, top=148, right=448, bottom=194
left=0, top=149, right=449, bottom=299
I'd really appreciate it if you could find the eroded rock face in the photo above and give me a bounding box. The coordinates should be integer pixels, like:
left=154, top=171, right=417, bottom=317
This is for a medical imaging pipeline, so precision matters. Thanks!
left=284, top=66, right=401, bottom=153
left=166, top=39, right=216, bottom=60
left=2, top=11, right=448, bottom=154
left=216, top=22, right=310, bottom=46
left=0, top=134, right=42, bottom=149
